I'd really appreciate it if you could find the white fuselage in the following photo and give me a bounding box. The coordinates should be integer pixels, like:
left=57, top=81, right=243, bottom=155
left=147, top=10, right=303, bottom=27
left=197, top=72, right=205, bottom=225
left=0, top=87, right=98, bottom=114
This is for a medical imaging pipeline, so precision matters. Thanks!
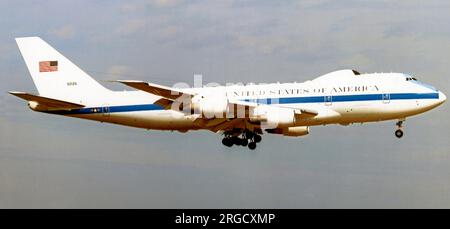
left=13, top=37, right=446, bottom=147
left=50, top=70, right=446, bottom=133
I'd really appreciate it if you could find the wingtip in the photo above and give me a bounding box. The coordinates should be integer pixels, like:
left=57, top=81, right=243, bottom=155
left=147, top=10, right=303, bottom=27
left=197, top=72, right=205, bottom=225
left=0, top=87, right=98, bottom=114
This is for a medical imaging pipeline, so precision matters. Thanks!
left=15, top=36, right=43, bottom=45
left=8, top=91, right=25, bottom=95
left=101, top=80, right=120, bottom=83
left=15, top=36, right=41, bottom=40
left=114, top=80, right=147, bottom=83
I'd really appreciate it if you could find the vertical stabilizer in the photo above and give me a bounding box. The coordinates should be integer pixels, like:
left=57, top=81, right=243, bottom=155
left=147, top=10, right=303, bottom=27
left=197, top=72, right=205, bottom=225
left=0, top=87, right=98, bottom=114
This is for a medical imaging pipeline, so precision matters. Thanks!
left=15, top=37, right=110, bottom=104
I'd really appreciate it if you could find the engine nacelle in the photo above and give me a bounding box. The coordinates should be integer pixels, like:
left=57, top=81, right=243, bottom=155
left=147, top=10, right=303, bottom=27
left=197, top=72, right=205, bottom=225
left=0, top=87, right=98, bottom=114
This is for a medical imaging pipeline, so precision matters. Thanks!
left=266, top=126, right=310, bottom=137
left=250, top=106, right=295, bottom=128
left=191, top=95, right=228, bottom=118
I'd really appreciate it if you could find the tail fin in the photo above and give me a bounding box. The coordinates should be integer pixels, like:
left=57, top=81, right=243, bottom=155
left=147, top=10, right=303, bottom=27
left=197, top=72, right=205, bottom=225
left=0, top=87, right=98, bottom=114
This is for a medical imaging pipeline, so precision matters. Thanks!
left=15, top=37, right=110, bottom=104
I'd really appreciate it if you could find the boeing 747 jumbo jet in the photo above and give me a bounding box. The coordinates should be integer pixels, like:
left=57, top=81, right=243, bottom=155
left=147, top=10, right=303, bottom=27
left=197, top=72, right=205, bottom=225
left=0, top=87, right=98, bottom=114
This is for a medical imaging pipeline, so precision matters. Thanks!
left=10, top=37, right=446, bottom=150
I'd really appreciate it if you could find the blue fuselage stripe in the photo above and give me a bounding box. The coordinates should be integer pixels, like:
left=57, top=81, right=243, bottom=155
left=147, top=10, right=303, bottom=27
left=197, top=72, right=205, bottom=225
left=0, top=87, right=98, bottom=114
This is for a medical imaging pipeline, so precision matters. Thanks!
left=50, top=104, right=164, bottom=115
left=49, top=92, right=438, bottom=115
left=109, top=104, right=163, bottom=113
left=245, top=92, right=439, bottom=104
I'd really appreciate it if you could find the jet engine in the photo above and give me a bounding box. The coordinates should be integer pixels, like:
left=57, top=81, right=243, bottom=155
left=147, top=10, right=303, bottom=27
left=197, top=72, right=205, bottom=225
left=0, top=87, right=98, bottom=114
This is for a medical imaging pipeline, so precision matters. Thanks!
left=266, top=126, right=310, bottom=137
left=249, top=106, right=296, bottom=128
left=191, top=94, right=228, bottom=118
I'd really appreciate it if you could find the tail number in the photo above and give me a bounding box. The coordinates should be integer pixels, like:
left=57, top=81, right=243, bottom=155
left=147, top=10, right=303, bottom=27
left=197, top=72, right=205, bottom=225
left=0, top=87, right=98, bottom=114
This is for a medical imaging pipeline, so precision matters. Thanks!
left=67, top=82, right=78, bottom=86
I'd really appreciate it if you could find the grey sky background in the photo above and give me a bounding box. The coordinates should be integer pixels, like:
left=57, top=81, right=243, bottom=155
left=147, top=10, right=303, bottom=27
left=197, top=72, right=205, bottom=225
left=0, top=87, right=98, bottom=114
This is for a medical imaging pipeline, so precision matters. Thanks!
left=1, top=0, right=450, bottom=208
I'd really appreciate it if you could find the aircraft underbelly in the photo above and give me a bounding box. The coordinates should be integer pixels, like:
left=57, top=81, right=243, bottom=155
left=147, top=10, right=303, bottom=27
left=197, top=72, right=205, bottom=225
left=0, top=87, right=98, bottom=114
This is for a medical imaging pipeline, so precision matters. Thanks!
left=327, top=99, right=436, bottom=123
left=292, top=99, right=435, bottom=125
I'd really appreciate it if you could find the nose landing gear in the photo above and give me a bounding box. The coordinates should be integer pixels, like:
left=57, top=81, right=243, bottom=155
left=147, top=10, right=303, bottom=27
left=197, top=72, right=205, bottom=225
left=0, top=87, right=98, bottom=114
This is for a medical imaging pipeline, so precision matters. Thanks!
left=395, top=120, right=404, bottom=138
left=395, top=129, right=404, bottom=138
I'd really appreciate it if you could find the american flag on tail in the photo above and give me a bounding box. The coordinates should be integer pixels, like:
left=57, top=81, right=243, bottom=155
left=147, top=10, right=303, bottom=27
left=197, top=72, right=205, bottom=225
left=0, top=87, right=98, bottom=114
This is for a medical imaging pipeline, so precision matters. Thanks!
left=39, top=61, right=58, bottom=72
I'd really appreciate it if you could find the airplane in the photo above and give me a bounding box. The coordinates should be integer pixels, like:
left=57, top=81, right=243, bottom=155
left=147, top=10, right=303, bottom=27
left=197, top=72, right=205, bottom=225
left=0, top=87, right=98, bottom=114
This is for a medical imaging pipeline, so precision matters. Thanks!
left=9, top=37, right=446, bottom=150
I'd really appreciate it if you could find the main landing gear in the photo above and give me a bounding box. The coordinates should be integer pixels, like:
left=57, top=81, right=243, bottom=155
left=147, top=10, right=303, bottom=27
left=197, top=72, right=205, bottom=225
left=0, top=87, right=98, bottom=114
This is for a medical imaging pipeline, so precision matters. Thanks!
left=222, top=130, right=262, bottom=150
left=395, top=120, right=404, bottom=138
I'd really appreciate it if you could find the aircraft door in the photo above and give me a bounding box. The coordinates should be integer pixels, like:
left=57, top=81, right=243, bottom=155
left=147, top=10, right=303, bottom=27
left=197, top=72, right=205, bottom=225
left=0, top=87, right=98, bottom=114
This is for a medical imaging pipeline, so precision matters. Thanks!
left=102, top=104, right=110, bottom=117
left=324, top=94, right=332, bottom=106
left=382, top=93, right=390, bottom=104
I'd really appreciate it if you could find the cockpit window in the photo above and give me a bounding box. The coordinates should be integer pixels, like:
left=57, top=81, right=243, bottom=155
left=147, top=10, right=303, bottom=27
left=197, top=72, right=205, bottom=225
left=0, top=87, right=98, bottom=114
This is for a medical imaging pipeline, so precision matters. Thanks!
left=407, top=75, right=437, bottom=91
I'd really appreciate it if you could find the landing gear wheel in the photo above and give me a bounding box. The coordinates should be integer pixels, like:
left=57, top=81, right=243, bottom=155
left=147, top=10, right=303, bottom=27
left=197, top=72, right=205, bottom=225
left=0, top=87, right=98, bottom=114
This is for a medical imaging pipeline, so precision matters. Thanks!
left=231, top=137, right=241, bottom=146
left=248, top=142, right=257, bottom=150
left=222, top=138, right=233, bottom=147
left=245, top=131, right=254, bottom=139
left=241, top=138, right=248, bottom=147
left=253, top=134, right=262, bottom=143
left=395, top=129, right=403, bottom=138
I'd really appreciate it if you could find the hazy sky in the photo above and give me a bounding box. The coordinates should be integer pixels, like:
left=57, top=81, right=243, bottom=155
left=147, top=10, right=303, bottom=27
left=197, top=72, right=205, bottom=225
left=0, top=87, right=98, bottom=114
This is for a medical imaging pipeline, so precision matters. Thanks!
left=1, top=0, right=450, bottom=208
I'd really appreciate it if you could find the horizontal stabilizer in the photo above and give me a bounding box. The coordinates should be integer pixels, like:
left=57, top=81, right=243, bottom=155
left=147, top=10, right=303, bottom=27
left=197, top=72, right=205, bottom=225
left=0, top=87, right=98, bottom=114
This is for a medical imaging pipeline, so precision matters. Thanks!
left=9, top=91, right=85, bottom=110
left=113, top=80, right=195, bottom=100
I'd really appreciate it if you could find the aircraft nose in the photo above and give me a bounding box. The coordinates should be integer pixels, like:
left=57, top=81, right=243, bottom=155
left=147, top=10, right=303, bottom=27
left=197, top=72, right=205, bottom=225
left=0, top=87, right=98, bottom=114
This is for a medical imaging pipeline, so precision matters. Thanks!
left=438, top=91, right=446, bottom=104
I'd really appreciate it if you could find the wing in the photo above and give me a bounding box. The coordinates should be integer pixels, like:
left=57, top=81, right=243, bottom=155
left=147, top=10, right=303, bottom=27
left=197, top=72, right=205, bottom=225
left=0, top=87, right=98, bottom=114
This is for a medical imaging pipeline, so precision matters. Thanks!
left=112, top=80, right=318, bottom=131
left=113, top=80, right=195, bottom=100
left=9, top=91, right=85, bottom=110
